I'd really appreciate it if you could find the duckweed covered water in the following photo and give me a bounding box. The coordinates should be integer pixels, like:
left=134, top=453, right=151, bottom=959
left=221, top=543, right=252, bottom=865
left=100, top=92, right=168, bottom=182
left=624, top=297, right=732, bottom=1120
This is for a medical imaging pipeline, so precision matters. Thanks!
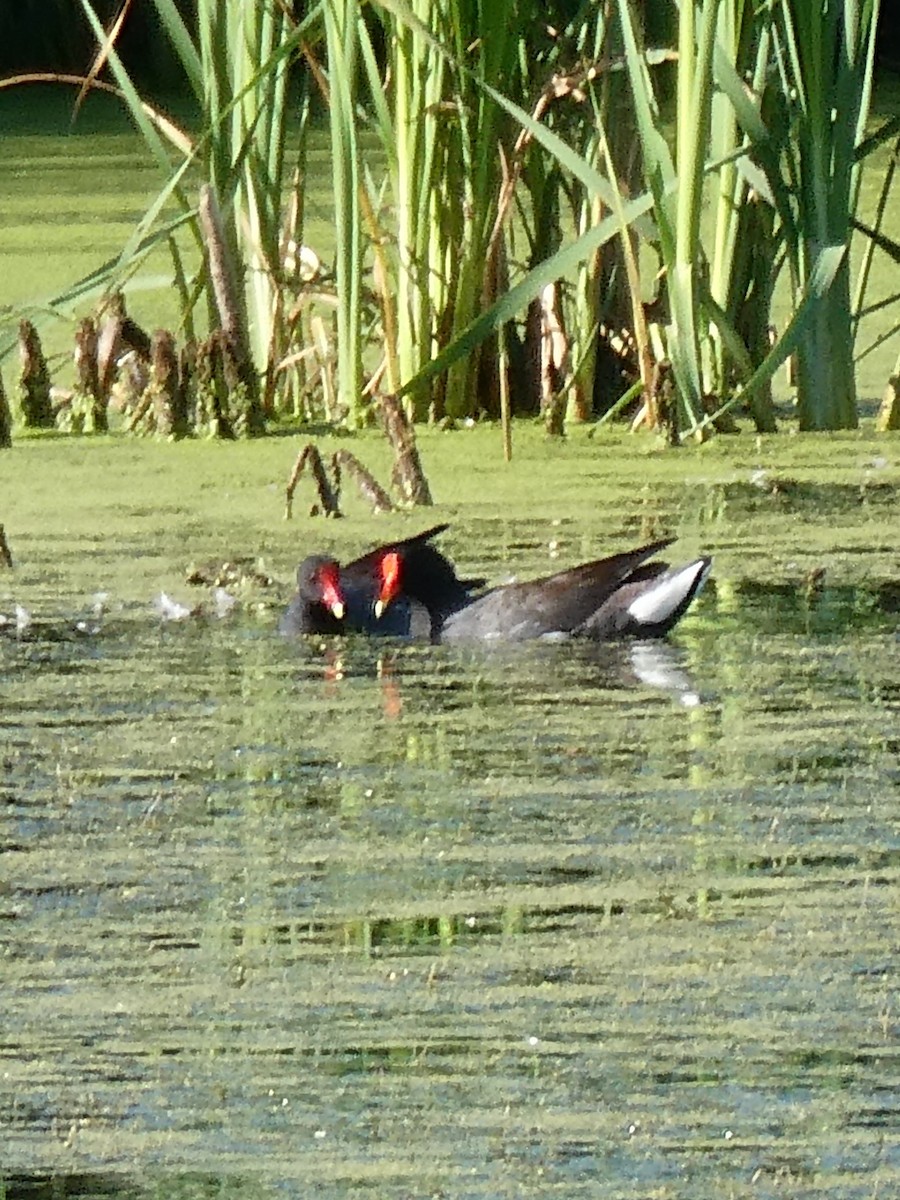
left=2, top=431, right=899, bottom=1199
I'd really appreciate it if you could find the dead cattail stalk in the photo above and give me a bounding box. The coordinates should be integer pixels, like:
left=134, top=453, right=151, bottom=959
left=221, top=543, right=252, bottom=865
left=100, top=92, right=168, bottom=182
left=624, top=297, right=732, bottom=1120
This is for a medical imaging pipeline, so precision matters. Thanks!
left=284, top=442, right=342, bottom=519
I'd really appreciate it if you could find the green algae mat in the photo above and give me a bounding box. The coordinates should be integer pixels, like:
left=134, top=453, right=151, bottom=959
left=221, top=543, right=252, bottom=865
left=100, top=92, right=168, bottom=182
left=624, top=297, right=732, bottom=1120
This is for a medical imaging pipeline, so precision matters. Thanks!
left=2, top=425, right=899, bottom=1198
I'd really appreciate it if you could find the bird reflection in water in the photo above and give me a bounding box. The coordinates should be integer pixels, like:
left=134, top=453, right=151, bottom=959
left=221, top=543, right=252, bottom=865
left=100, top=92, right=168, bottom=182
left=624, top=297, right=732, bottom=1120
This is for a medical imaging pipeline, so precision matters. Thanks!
left=317, top=645, right=404, bottom=719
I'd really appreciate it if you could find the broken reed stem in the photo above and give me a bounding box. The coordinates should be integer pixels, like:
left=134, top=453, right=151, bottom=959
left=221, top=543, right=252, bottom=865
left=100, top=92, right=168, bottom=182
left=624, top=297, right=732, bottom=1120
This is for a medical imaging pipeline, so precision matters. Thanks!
left=198, top=184, right=244, bottom=347
left=284, top=442, right=342, bottom=519
left=379, top=393, right=433, bottom=506
left=0, top=524, right=12, bottom=568
left=0, top=372, right=12, bottom=449
left=332, top=449, right=394, bottom=513
left=17, top=320, right=54, bottom=428
left=499, top=330, right=512, bottom=462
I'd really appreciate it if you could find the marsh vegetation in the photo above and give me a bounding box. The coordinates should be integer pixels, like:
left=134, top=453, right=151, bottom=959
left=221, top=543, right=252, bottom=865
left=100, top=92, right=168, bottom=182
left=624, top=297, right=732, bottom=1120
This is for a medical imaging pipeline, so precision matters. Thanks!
left=1, top=1, right=897, bottom=443
left=1, top=6, right=899, bottom=1196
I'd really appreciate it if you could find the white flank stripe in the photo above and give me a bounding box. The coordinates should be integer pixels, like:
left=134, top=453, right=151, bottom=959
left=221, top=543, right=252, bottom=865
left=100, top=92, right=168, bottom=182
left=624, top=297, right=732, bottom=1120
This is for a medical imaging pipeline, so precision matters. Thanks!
left=627, top=560, right=710, bottom=626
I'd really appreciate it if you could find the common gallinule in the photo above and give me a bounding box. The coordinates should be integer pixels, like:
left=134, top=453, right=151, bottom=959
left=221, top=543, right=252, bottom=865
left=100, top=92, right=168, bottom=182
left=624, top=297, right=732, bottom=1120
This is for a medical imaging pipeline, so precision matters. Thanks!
left=278, top=555, right=347, bottom=635
left=373, top=537, right=711, bottom=642
left=355, top=524, right=483, bottom=634
left=280, top=524, right=484, bottom=637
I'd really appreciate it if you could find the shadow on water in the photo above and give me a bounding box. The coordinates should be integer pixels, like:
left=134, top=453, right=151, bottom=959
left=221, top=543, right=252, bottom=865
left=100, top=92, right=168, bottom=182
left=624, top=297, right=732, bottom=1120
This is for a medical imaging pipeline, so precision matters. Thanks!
left=2, top=578, right=899, bottom=1198
left=0, top=1177, right=241, bottom=1200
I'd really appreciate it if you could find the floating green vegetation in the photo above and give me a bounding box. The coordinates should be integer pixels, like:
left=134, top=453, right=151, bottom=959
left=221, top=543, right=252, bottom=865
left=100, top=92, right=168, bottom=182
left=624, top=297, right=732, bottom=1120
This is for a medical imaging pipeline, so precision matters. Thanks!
left=1, top=424, right=899, bottom=1198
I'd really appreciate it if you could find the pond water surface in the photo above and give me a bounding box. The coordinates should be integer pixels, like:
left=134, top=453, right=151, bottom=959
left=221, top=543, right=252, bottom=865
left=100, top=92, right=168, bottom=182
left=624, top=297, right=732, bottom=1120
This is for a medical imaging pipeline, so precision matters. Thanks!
left=2, top=78, right=900, bottom=1200
left=3, top=513, right=899, bottom=1199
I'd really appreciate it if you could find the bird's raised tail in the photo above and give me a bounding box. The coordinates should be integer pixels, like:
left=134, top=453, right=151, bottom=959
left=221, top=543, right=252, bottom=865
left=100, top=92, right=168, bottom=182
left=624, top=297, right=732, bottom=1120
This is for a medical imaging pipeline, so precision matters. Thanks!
left=577, top=556, right=712, bottom=640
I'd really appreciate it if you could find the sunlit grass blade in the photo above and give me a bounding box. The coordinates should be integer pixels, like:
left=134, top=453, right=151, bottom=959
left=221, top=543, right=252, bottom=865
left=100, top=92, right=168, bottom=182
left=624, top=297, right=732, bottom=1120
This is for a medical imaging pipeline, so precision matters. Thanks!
left=766, top=0, right=881, bottom=429
left=396, top=192, right=655, bottom=403
left=323, top=0, right=363, bottom=426
left=618, top=0, right=724, bottom=434
left=77, top=0, right=183, bottom=185
left=695, top=244, right=846, bottom=436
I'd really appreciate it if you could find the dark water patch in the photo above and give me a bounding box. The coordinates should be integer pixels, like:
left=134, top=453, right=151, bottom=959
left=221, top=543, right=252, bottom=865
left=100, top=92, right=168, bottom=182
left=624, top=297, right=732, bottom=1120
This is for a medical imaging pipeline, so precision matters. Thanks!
left=739, top=847, right=900, bottom=875
left=0, top=1175, right=140, bottom=1200
left=847, top=1094, right=900, bottom=1127
left=697, top=476, right=900, bottom=518
left=729, top=579, right=898, bottom=633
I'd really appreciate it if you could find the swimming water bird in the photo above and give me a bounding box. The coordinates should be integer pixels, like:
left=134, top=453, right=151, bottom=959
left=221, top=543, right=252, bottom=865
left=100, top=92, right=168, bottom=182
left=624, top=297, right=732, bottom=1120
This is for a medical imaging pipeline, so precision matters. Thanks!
left=349, top=524, right=483, bottom=635
left=279, top=525, right=483, bottom=637
left=278, top=555, right=347, bottom=635
left=373, top=538, right=712, bottom=642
